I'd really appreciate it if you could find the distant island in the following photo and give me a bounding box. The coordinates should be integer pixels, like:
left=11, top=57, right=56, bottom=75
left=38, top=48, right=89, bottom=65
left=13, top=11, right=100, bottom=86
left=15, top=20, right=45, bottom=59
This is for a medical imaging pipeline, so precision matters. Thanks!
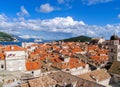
left=60, top=36, right=91, bottom=42
left=0, top=32, right=17, bottom=42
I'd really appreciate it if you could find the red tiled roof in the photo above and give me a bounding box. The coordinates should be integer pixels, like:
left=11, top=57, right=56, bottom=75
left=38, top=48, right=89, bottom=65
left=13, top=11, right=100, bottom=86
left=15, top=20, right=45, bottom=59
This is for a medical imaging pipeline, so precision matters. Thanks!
left=90, top=55, right=108, bottom=62
left=0, top=52, right=5, bottom=60
left=3, top=45, right=26, bottom=51
left=51, top=58, right=86, bottom=69
left=26, top=61, right=41, bottom=71
left=69, top=58, right=85, bottom=68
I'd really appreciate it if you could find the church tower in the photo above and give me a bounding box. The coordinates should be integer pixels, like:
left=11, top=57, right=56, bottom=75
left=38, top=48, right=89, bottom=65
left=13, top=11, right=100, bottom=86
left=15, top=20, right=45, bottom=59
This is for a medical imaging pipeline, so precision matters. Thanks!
left=108, top=33, right=120, bottom=63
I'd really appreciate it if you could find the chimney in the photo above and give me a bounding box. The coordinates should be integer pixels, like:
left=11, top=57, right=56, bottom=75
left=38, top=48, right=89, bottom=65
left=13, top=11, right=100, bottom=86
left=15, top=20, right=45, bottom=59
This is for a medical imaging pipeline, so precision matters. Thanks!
left=10, top=46, right=14, bottom=50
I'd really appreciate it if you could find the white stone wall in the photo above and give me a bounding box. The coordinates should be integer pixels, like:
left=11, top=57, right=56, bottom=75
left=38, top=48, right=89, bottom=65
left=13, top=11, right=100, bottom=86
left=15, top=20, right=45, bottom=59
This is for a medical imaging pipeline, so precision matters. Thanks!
left=75, top=51, right=86, bottom=55
left=33, top=69, right=41, bottom=77
left=5, top=51, right=26, bottom=71
left=26, top=69, right=41, bottom=77
left=5, top=51, right=26, bottom=60
left=22, top=42, right=37, bottom=48
left=70, top=64, right=89, bottom=75
left=29, top=46, right=37, bottom=52
left=6, top=59, right=26, bottom=71
left=98, top=38, right=105, bottom=44
left=62, top=46, right=68, bottom=49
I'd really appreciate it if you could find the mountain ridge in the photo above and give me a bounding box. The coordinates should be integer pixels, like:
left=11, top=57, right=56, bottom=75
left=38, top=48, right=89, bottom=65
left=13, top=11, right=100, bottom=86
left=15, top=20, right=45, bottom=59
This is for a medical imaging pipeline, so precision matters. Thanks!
left=0, top=32, right=17, bottom=42
left=0, top=31, right=91, bottom=43
left=59, top=35, right=91, bottom=42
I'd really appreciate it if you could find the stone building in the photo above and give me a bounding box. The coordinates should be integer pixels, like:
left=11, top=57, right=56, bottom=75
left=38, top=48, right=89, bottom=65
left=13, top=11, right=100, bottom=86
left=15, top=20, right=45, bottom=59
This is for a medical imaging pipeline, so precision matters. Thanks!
left=4, top=45, right=27, bottom=71
left=108, top=33, right=120, bottom=86
left=108, top=34, right=120, bottom=63
left=109, top=61, right=120, bottom=86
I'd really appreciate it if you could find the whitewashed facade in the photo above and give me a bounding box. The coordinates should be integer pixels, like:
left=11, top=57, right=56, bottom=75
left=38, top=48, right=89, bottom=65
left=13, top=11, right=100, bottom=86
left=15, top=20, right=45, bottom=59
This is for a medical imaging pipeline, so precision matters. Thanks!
left=64, top=64, right=90, bottom=75
left=5, top=51, right=26, bottom=71
left=72, top=64, right=89, bottom=75
left=26, top=69, right=41, bottom=77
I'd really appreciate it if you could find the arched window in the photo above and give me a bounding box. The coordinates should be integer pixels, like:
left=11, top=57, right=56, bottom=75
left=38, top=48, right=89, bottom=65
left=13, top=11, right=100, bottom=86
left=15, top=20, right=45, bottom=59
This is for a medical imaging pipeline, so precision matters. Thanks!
left=1, top=65, right=4, bottom=69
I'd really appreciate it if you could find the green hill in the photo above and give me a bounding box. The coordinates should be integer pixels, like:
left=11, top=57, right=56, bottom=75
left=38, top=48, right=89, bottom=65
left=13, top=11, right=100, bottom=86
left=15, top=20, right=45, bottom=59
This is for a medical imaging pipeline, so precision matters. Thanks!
left=61, top=36, right=91, bottom=42
left=0, top=32, right=16, bottom=42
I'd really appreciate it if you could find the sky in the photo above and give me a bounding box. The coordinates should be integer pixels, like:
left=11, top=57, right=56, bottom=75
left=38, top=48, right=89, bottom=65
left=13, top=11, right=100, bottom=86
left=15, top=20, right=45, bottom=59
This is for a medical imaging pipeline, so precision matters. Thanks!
left=0, top=0, right=120, bottom=40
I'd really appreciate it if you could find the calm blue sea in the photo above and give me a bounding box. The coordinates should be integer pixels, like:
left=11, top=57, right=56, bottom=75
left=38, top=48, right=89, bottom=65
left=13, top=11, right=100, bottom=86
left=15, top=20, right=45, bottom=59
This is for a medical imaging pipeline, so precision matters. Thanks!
left=0, top=42, right=22, bottom=46
left=0, top=41, right=48, bottom=46
left=0, top=40, right=53, bottom=46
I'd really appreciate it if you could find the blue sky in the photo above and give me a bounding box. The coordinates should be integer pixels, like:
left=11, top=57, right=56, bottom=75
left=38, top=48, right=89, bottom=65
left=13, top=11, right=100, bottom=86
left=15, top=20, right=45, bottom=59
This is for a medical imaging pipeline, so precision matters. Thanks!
left=0, top=0, right=120, bottom=40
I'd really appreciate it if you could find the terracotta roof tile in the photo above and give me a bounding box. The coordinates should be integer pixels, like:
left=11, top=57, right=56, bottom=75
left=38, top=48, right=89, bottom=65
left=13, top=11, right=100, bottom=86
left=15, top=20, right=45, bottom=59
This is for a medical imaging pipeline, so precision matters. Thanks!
left=26, top=61, right=41, bottom=71
left=69, top=58, right=85, bottom=68
left=90, top=56, right=108, bottom=62
left=0, top=52, right=5, bottom=60
left=52, top=58, right=86, bottom=69
left=3, top=45, right=26, bottom=51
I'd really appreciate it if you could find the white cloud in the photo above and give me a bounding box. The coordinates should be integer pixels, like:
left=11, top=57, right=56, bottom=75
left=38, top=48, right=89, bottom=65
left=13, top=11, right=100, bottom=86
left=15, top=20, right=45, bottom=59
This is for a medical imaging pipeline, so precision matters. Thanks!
left=17, top=6, right=29, bottom=17
left=57, top=0, right=72, bottom=9
left=0, top=14, right=120, bottom=39
left=82, top=0, right=113, bottom=5
left=36, top=3, right=54, bottom=13
left=19, top=35, right=41, bottom=39
left=58, top=0, right=65, bottom=4
left=118, top=14, right=120, bottom=19
left=0, top=14, right=7, bottom=22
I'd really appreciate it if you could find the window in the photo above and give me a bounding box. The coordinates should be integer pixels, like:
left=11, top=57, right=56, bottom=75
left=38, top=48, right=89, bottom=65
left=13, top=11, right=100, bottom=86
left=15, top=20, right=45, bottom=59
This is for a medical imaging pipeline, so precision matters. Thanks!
left=66, top=69, right=70, bottom=71
left=31, top=71, right=34, bottom=74
left=114, top=41, right=119, bottom=45
left=111, top=49, right=113, bottom=52
left=1, top=65, right=3, bottom=69
left=112, top=56, right=114, bottom=60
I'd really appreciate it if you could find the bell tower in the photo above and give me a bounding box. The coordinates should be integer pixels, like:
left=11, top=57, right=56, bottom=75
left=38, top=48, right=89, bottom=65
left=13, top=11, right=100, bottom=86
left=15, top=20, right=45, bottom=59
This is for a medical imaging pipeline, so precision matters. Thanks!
left=108, top=33, right=120, bottom=63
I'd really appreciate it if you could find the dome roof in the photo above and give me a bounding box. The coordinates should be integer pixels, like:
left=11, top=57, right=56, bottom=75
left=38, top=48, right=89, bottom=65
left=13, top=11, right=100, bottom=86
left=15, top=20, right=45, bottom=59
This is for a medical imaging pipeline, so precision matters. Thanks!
left=110, top=35, right=119, bottom=40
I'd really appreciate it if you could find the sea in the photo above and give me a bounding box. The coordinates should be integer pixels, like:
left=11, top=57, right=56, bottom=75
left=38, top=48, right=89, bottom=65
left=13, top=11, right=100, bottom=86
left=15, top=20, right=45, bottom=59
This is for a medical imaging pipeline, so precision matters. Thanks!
left=0, top=42, right=22, bottom=46
left=0, top=42, right=44, bottom=46
left=0, top=40, right=53, bottom=46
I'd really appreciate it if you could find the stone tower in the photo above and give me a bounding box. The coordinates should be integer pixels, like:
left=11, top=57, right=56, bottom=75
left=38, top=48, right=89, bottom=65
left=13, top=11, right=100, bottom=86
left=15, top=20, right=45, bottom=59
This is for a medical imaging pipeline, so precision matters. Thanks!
left=108, top=33, right=120, bottom=63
